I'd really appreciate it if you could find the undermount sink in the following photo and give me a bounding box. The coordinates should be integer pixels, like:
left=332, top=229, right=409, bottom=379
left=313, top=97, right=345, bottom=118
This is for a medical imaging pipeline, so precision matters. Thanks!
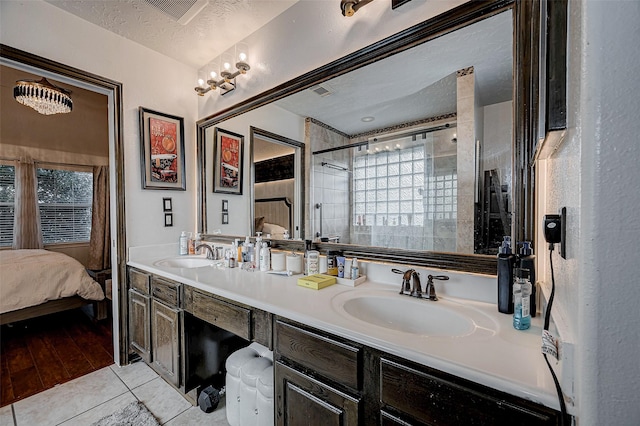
left=154, top=256, right=217, bottom=269
left=331, top=289, right=496, bottom=338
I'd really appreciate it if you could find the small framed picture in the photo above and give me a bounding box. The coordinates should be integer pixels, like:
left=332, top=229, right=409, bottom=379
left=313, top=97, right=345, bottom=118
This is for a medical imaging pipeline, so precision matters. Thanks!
left=139, top=107, right=186, bottom=190
left=222, top=199, right=228, bottom=212
left=164, top=213, right=173, bottom=227
left=163, top=197, right=172, bottom=212
left=222, top=212, right=229, bottom=224
left=213, top=128, right=244, bottom=195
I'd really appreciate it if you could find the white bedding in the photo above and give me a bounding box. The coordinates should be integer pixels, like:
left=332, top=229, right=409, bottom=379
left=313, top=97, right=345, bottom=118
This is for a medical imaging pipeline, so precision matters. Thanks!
left=0, top=249, right=105, bottom=314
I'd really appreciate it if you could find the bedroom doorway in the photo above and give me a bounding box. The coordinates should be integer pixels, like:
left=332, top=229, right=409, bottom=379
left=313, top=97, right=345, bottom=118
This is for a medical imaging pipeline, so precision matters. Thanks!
left=0, top=45, right=128, bottom=366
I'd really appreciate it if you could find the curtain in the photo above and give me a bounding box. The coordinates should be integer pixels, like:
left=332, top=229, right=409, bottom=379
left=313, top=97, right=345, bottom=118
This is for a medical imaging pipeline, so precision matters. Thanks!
left=87, top=165, right=111, bottom=270
left=12, top=158, right=43, bottom=249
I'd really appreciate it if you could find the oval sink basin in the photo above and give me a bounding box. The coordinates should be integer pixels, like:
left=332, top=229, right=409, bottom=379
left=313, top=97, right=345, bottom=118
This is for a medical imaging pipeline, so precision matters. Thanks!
left=342, top=296, right=473, bottom=336
left=154, top=257, right=215, bottom=269
left=331, top=289, right=496, bottom=338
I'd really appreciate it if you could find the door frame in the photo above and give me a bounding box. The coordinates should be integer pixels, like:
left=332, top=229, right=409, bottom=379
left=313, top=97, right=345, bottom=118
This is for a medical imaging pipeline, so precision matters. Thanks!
left=1, top=44, right=129, bottom=365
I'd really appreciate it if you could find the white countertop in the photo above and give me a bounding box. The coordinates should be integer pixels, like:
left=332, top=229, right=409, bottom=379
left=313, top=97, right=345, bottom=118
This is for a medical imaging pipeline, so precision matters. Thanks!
left=128, top=244, right=565, bottom=413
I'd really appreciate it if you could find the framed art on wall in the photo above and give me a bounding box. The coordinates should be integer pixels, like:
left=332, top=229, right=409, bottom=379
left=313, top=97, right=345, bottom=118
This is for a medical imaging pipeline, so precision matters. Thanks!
left=213, top=127, right=243, bottom=195
left=139, top=107, right=186, bottom=190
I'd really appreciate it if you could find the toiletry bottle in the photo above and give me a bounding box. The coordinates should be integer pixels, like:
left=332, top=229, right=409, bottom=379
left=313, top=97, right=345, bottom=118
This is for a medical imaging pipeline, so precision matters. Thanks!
left=235, top=239, right=242, bottom=264
left=179, top=231, right=188, bottom=255
left=513, top=268, right=532, bottom=330
left=188, top=232, right=195, bottom=255
left=260, top=242, right=270, bottom=272
left=497, top=236, right=516, bottom=314
left=351, top=257, right=359, bottom=279
left=518, top=241, right=536, bottom=317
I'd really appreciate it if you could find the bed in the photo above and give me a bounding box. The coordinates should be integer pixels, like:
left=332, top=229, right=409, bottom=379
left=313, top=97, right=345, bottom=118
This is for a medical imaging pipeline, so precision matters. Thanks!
left=0, top=249, right=106, bottom=325
left=254, top=197, right=293, bottom=239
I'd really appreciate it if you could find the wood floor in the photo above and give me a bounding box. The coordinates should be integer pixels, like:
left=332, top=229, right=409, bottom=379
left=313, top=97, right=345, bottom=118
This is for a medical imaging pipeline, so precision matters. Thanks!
left=0, top=309, right=113, bottom=407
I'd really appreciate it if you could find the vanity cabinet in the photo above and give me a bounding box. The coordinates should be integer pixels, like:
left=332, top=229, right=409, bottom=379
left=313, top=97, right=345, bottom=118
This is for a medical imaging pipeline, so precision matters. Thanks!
left=274, top=319, right=362, bottom=426
left=127, top=267, right=182, bottom=388
left=273, top=317, right=564, bottom=426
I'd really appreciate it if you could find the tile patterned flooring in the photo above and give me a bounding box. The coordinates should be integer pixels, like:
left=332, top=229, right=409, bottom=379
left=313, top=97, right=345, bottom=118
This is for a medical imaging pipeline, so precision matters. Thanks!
left=0, top=361, right=230, bottom=426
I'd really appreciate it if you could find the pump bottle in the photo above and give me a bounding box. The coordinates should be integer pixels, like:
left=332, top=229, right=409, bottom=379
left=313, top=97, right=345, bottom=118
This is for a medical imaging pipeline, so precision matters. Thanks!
left=497, top=236, right=516, bottom=314
left=513, top=268, right=532, bottom=330
left=518, top=241, right=536, bottom=317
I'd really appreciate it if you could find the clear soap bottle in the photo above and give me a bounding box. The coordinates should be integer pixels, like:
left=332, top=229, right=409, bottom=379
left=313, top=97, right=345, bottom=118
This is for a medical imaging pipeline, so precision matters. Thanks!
left=513, top=268, right=532, bottom=330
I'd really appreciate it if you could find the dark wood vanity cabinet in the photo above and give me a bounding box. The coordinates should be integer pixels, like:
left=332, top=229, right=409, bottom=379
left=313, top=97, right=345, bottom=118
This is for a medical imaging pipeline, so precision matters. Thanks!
left=274, top=319, right=362, bottom=426
left=273, top=317, right=564, bottom=426
left=128, top=268, right=182, bottom=387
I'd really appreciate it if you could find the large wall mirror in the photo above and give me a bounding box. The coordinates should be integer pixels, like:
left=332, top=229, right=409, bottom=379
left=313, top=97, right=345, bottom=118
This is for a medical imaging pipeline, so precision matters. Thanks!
left=197, top=0, right=540, bottom=275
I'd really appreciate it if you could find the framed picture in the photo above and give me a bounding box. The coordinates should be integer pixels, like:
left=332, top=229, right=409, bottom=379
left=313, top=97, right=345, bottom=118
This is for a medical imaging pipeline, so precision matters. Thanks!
left=139, top=107, right=186, bottom=190
left=213, top=128, right=243, bottom=195
left=163, top=197, right=172, bottom=212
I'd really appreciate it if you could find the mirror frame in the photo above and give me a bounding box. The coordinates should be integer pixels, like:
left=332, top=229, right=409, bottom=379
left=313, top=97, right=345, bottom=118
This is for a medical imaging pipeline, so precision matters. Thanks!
left=197, top=0, right=540, bottom=275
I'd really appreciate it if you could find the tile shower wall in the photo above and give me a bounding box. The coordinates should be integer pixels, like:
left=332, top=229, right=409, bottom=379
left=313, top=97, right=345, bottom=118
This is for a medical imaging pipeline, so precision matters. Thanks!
left=307, top=120, right=351, bottom=242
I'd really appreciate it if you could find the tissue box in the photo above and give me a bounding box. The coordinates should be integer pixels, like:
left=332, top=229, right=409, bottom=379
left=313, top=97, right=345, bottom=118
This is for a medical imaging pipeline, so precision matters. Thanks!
left=297, top=274, right=337, bottom=290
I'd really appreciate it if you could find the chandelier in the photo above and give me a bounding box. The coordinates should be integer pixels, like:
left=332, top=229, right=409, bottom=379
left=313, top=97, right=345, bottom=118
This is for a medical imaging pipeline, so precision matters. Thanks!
left=13, top=77, right=73, bottom=115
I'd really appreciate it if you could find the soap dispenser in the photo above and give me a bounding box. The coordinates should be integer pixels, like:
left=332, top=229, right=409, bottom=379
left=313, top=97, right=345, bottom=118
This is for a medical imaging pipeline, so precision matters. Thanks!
left=513, top=268, right=532, bottom=330
left=518, top=241, right=536, bottom=317
left=497, top=236, right=516, bottom=314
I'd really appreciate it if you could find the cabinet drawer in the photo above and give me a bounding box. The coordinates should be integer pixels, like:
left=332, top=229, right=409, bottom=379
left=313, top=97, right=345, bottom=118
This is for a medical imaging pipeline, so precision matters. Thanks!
left=187, top=287, right=251, bottom=340
left=151, top=276, right=180, bottom=307
left=275, top=320, right=360, bottom=390
left=380, top=358, right=558, bottom=425
left=129, top=268, right=150, bottom=294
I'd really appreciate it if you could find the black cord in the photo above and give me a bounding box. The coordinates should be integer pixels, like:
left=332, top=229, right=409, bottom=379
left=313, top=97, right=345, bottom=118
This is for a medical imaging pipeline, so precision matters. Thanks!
left=545, top=243, right=568, bottom=425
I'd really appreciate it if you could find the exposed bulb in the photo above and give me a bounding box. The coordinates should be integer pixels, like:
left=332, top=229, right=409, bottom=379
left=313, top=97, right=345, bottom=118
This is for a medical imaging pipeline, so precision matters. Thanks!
left=198, top=78, right=205, bottom=87
left=238, top=52, right=247, bottom=61
left=223, top=62, right=231, bottom=71
left=210, top=71, right=217, bottom=79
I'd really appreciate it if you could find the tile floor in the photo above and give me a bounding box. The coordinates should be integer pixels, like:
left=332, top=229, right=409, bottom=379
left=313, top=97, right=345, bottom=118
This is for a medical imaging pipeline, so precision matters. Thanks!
left=0, top=361, right=230, bottom=426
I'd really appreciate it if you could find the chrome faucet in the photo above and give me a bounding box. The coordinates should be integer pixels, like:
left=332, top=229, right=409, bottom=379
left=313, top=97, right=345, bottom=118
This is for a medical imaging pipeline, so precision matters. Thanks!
left=195, top=244, right=215, bottom=260
left=424, top=274, right=450, bottom=301
left=394, top=268, right=414, bottom=295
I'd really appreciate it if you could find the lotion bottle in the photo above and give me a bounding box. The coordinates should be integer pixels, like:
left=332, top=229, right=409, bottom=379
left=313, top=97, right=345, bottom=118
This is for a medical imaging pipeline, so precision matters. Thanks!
left=518, top=241, right=536, bottom=317
left=179, top=231, right=188, bottom=255
left=259, top=242, right=270, bottom=272
left=497, top=236, right=516, bottom=314
left=513, top=268, right=532, bottom=330
left=351, top=257, right=359, bottom=279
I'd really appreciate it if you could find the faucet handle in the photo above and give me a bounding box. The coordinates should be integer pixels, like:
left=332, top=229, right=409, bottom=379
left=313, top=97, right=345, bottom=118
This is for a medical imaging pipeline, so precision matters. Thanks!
left=426, top=274, right=449, bottom=301
left=392, top=268, right=413, bottom=295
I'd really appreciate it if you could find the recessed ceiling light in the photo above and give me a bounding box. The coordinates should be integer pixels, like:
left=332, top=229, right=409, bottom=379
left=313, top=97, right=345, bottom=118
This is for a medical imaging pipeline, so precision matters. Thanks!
left=361, top=116, right=375, bottom=122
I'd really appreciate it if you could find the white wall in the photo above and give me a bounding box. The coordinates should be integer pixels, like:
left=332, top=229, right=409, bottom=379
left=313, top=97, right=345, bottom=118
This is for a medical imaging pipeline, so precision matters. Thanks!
left=197, top=0, right=467, bottom=118
left=1, top=0, right=198, bottom=249
left=537, top=1, right=640, bottom=424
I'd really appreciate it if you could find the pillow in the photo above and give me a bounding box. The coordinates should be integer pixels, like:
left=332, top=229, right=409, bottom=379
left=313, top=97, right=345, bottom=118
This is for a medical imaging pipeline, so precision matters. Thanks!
left=262, top=222, right=286, bottom=235
left=254, top=216, right=265, bottom=232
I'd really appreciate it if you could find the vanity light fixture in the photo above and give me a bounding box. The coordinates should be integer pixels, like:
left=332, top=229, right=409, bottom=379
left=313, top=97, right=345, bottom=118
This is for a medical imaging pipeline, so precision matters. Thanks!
left=340, top=0, right=373, bottom=17
left=195, top=44, right=250, bottom=96
left=13, top=77, right=72, bottom=115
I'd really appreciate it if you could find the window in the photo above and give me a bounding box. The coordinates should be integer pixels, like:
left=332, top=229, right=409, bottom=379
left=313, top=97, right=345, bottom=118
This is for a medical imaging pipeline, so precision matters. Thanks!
left=37, top=168, right=93, bottom=244
left=353, top=146, right=457, bottom=227
left=0, top=165, right=15, bottom=247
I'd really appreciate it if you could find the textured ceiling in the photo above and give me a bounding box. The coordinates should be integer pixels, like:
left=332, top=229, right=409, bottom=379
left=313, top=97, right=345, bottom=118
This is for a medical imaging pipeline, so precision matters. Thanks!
left=274, top=10, right=513, bottom=135
left=44, top=0, right=299, bottom=69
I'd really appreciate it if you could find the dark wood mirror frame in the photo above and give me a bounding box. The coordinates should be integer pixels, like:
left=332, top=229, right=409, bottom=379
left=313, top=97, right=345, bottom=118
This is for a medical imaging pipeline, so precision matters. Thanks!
left=197, top=0, right=544, bottom=275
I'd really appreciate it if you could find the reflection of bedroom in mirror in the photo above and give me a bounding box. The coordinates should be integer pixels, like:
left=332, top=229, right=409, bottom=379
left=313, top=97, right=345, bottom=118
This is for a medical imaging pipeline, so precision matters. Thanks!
left=250, top=127, right=304, bottom=239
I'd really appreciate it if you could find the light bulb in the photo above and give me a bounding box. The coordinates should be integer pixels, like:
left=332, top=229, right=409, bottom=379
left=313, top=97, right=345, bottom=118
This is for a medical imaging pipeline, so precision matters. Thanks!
left=198, top=78, right=205, bottom=87
left=223, top=62, right=231, bottom=71
left=210, top=71, right=217, bottom=79
left=239, top=52, right=247, bottom=61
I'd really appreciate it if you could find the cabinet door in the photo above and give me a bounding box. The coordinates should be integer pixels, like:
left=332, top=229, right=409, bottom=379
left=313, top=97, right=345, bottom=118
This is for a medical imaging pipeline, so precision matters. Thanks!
left=275, top=361, right=359, bottom=426
left=151, top=299, right=180, bottom=387
left=128, top=289, right=151, bottom=363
